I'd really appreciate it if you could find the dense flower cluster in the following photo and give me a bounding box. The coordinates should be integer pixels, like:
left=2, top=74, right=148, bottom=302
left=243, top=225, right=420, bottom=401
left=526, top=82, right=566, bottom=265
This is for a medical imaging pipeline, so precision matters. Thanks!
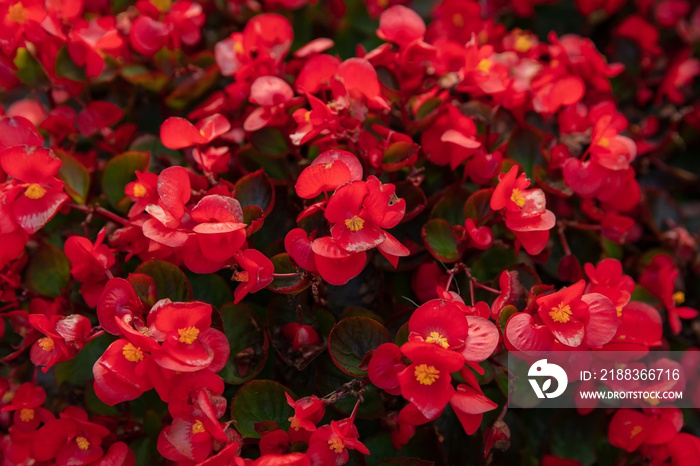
left=1, top=0, right=699, bottom=464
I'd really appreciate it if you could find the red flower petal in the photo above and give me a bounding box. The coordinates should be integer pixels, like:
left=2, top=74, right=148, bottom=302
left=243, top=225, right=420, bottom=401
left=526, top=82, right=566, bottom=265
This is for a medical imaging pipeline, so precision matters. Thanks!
left=504, top=312, right=554, bottom=353
left=160, top=117, right=209, bottom=150
left=0, top=146, right=62, bottom=182
left=157, top=166, right=191, bottom=220
left=581, top=293, right=618, bottom=347
left=295, top=160, right=352, bottom=199
left=367, top=343, right=404, bottom=396
left=377, top=5, right=426, bottom=45
left=284, top=228, right=318, bottom=273
left=12, top=187, right=70, bottom=234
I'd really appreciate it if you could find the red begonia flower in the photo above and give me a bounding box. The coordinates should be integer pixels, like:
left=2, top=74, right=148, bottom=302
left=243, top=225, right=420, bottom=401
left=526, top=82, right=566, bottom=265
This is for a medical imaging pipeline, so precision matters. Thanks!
left=284, top=228, right=318, bottom=273
left=232, top=249, right=274, bottom=303
left=285, top=393, right=326, bottom=432
left=147, top=300, right=230, bottom=372
left=407, top=299, right=469, bottom=352
left=0, top=382, right=48, bottom=432
left=75, top=101, right=124, bottom=136
left=397, top=341, right=465, bottom=419
left=68, top=17, right=124, bottom=79
left=64, top=228, right=115, bottom=282
left=604, top=301, right=662, bottom=351
left=32, top=407, right=111, bottom=464
left=93, top=338, right=154, bottom=405
left=0, top=146, right=70, bottom=234
left=28, top=313, right=91, bottom=372
left=306, top=418, right=370, bottom=466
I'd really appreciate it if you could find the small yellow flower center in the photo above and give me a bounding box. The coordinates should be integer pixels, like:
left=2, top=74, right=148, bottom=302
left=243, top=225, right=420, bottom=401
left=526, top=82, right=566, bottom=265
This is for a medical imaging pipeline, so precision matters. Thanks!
left=328, top=437, right=345, bottom=454
left=598, top=137, right=610, bottom=148
left=233, top=271, right=249, bottom=282
left=7, top=3, right=28, bottom=24
left=452, top=13, right=464, bottom=27
left=630, top=425, right=643, bottom=438
left=304, top=110, right=312, bottom=123
left=644, top=396, right=660, bottom=407
left=414, top=364, right=440, bottom=386
left=178, top=326, right=200, bottom=344
left=510, top=188, right=526, bottom=208
left=38, top=337, right=55, bottom=352
left=549, top=302, right=573, bottom=324
left=122, top=343, right=144, bottom=363
left=19, top=408, right=34, bottom=422
left=425, top=331, right=449, bottom=349
left=1, top=391, right=14, bottom=403
left=673, top=291, right=685, bottom=305
left=345, top=215, right=365, bottom=232
left=192, top=420, right=205, bottom=434
left=289, top=416, right=301, bottom=431
left=514, top=33, right=534, bottom=53
left=476, top=58, right=492, bottom=73
left=132, top=183, right=147, bottom=198
left=76, top=436, right=90, bottom=450
left=233, top=41, right=244, bottom=55
left=24, top=183, right=47, bottom=200
left=616, top=306, right=623, bottom=318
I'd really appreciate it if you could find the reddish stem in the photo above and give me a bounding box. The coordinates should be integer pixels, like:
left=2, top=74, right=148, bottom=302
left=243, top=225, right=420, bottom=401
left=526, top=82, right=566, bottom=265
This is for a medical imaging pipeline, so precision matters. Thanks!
left=70, top=204, right=129, bottom=226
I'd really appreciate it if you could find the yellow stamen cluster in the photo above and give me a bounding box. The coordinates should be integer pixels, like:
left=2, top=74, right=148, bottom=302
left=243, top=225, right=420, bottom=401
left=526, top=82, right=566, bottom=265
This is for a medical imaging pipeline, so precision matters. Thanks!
left=122, top=343, right=144, bottom=363
left=289, top=416, right=301, bottom=431
left=132, top=183, right=147, bottom=198
left=7, top=3, right=28, bottom=24
left=673, top=291, right=685, bottom=305
left=414, top=364, right=440, bottom=386
left=510, top=189, right=526, bottom=208
left=476, top=58, right=492, bottom=74
left=233, top=271, right=249, bottom=282
left=178, top=326, right=200, bottom=344
left=19, top=408, right=34, bottom=422
left=345, top=215, right=365, bottom=232
left=192, top=420, right=205, bottom=434
left=38, top=338, right=55, bottom=352
left=425, top=331, right=449, bottom=349
left=549, top=302, right=573, bottom=324
left=24, top=183, right=47, bottom=200
left=328, top=437, right=345, bottom=453
left=76, top=436, right=90, bottom=450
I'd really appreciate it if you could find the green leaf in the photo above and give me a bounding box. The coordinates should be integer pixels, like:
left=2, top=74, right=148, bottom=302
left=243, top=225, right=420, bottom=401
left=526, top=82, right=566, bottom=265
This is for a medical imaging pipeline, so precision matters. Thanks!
left=57, top=150, right=90, bottom=204
left=506, top=127, right=545, bottom=179
left=235, top=169, right=275, bottom=215
left=120, top=64, right=169, bottom=92
left=25, top=244, right=70, bottom=297
left=55, top=334, right=111, bottom=386
left=14, top=47, right=46, bottom=86
left=55, top=46, right=86, bottom=82
left=431, top=186, right=469, bottom=225
left=382, top=141, right=419, bottom=172
left=498, top=305, right=518, bottom=332
left=135, top=260, right=192, bottom=302
left=220, top=303, right=269, bottom=385
left=421, top=218, right=461, bottom=263
left=230, top=380, right=295, bottom=438
left=188, top=273, right=233, bottom=310
left=463, top=189, right=494, bottom=223
left=251, top=128, right=289, bottom=158
left=101, top=151, right=150, bottom=213
left=165, top=66, right=219, bottom=110
left=328, top=317, right=390, bottom=377
left=268, top=253, right=310, bottom=294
